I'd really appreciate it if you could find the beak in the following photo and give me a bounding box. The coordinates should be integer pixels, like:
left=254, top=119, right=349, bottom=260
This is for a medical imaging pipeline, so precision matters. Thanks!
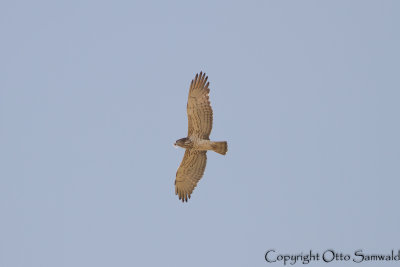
left=173, top=143, right=177, bottom=147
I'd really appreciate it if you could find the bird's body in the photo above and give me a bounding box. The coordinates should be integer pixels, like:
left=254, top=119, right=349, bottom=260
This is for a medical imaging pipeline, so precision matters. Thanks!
left=174, top=72, right=228, bottom=202
left=175, top=137, right=227, bottom=154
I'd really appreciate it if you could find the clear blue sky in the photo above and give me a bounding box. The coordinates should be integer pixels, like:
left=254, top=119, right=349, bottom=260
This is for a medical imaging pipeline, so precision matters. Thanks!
left=1, top=1, right=399, bottom=266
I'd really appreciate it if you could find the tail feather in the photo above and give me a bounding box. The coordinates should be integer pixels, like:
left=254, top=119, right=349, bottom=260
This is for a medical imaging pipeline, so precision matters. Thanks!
left=211, top=141, right=228, bottom=155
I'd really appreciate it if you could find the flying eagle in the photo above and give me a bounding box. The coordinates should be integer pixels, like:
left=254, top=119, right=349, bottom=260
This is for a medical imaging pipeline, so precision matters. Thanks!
left=174, top=72, right=228, bottom=202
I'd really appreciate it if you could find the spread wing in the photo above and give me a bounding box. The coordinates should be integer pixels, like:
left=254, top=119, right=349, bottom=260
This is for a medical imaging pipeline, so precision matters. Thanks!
left=187, top=72, right=213, bottom=139
left=175, top=150, right=207, bottom=202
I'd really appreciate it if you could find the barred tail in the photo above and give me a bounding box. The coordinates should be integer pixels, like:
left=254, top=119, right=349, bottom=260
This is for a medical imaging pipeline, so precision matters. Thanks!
left=211, top=141, right=228, bottom=155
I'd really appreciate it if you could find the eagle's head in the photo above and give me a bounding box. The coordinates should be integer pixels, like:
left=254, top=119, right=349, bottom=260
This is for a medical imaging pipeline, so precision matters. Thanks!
left=174, top=137, right=192, bottom=149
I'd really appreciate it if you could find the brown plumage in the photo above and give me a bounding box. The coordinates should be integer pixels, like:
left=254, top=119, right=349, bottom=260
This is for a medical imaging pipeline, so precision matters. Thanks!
left=174, top=72, right=228, bottom=202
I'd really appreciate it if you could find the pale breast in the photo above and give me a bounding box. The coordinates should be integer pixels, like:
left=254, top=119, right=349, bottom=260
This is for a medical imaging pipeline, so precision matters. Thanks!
left=191, top=138, right=213, bottom=151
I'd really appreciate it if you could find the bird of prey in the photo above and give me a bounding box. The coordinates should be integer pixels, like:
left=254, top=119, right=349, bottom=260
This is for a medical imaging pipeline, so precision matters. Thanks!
left=174, top=72, right=228, bottom=202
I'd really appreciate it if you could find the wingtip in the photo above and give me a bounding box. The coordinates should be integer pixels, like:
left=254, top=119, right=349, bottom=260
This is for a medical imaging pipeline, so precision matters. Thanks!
left=177, top=192, right=190, bottom=203
left=197, top=71, right=206, bottom=77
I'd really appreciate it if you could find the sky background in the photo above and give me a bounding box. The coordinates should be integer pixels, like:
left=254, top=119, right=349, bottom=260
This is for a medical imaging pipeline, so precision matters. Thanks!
left=1, top=1, right=400, bottom=266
